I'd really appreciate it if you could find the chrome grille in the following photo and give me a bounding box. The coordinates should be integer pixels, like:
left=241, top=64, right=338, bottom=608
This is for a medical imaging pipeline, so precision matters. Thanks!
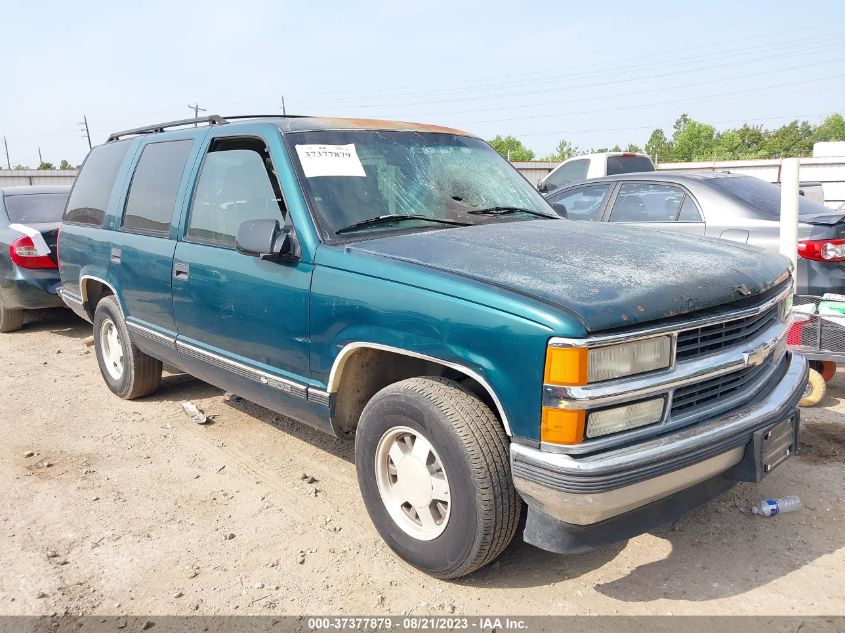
left=676, top=304, right=779, bottom=360
left=671, top=362, right=769, bottom=415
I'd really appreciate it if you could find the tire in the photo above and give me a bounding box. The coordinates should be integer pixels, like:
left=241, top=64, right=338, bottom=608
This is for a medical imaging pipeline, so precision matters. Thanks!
left=355, top=376, right=520, bottom=579
left=92, top=296, right=162, bottom=399
left=799, top=368, right=826, bottom=407
left=819, top=361, right=837, bottom=382
left=0, top=295, right=24, bottom=333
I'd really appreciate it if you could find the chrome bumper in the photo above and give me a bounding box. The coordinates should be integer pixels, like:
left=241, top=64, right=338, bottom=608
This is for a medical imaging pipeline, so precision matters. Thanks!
left=511, top=351, right=808, bottom=526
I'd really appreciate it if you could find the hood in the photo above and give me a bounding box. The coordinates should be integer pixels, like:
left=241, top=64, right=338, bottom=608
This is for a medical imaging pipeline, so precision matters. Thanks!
left=347, top=220, right=790, bottom=333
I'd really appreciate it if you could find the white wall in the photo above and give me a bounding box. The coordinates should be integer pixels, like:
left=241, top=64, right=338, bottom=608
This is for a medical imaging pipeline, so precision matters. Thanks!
left=0, top=170, right=77, bottom=187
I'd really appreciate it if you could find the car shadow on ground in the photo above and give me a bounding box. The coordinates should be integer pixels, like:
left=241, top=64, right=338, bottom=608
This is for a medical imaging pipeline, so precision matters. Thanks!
left=21, top=307, right=89, bottom=337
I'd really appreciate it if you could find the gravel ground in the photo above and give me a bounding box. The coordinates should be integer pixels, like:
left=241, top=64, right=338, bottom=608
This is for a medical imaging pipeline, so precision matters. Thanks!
left=1, top=308, right=843, bottom=616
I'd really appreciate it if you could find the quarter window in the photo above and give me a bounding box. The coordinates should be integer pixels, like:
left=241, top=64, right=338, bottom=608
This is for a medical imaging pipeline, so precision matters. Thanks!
left=123, top=140, right=193, bottom=234
left=548, top=184, right=612, bottom=221
left=187, top=138, right=285, bottom=247
left=678, top=195, right=702, bottom=222
left=609, top=183, right=686, bottom=223
left=64, top=141, right=132, bottom=226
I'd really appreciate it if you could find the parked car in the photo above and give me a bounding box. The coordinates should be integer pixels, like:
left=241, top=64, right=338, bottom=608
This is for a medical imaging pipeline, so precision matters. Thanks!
left=544, top=172, right=845, bottom=296
left=59, top=115, right=806, bottom=578
left=537, top=151, right=654, bottom=193
left=0, top=185, right=71, bottom=332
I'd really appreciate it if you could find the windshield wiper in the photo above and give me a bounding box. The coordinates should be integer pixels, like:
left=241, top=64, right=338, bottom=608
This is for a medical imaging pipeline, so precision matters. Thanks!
left=335, top=214, right=471, bottom=235
left=466, top=206, right=557, bottom=219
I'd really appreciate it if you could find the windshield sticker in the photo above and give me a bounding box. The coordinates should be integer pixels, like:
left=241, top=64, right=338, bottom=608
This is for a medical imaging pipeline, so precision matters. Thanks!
left=295, top=144, right=366, bottom=178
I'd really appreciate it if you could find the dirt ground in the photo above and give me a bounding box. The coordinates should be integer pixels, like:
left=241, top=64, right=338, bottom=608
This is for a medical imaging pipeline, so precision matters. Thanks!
left=1, top=308, right=843, bottom=617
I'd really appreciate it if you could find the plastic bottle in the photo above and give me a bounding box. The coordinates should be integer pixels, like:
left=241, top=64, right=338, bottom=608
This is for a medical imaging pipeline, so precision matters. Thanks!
left=751, top=496, right=801, bottom=516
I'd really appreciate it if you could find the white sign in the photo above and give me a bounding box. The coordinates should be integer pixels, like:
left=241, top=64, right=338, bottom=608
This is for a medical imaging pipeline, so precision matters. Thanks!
left=295, top=144, right=366, bottom=178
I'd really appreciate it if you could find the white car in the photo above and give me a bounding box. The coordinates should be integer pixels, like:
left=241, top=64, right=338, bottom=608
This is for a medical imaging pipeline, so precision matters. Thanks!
left=538, top=151, right=654, bottom=193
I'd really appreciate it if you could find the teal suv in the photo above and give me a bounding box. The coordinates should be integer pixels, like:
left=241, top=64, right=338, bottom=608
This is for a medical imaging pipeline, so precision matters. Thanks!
left=58, top=115, right=808, bottom=578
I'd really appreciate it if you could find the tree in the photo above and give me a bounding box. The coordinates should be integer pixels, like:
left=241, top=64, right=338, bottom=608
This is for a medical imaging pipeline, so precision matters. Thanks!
left=645, top=129, right=673, bottom=162
left=487, top=135, right=535, bottom=161
left=624, top=143, right=643, bottom=153
left=59, top=159, right=74, bottom=170
left=38, top=161, right=55, bottom=170
left=543, top=139, right=579, bottom=161
left=13, top=164, right=29, bottom=170
left=714, top=124, right=768, bottom=160
left=763, top=120, right=814, bottom=158
left=672, top=117, right=717, bottom=161
left=812, top=113, right=845, bottom=143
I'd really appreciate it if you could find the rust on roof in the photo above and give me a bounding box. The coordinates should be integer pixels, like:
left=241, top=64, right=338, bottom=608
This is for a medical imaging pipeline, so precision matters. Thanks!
left=273, top=116, right=474, bottom=137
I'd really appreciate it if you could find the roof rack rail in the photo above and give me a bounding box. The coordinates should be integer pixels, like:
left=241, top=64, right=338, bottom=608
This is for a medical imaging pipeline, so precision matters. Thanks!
left=221, top=114, right=311, bottom=121
left=107, top=114, right=229, bottom=142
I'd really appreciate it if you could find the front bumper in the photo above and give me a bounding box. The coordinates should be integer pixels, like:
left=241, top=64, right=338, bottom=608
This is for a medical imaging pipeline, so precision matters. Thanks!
left=511, top=351, right=808, bottom=552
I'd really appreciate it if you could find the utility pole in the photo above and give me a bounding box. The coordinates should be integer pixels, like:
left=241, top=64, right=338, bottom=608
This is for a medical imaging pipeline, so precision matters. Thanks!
left=281, top=96, right=287, bottom=116
left=188, top=103, right=206, bottom=126
left=79, top=115, right=92, bottom=150
left=3, top=136, right=11, bottom=169
left=38, top=147, right=43, bottom=165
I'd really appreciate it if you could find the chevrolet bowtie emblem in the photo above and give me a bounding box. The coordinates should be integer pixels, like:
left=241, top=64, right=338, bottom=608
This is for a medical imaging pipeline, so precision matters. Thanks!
left=743, top=340, right=776, bottom=367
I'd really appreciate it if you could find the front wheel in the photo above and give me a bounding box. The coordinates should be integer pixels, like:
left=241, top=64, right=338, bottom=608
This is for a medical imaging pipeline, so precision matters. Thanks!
left=355, top=377, right=520, bottom=579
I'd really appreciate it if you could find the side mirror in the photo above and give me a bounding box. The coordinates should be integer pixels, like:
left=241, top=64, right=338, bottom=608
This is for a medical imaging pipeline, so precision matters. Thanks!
left=550, top=202, right=568, bottom=218
left=235, top=219, right=300, bottom=262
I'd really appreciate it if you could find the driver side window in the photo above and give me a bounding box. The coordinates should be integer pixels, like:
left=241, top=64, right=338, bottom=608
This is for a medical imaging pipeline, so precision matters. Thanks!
left=187, top=137, right=286, bottom=247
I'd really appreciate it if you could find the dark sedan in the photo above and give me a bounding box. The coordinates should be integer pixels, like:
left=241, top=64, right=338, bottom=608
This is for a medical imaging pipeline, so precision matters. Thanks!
left=544, top=171, right=844, bottom=296
left=0, top=185, right=70, bottom=332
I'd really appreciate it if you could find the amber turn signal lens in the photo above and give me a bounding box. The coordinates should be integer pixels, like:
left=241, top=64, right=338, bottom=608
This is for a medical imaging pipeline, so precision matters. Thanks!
left=544, top=347, right=588, bottom=386
left=541, top=408, right=586, bottom=445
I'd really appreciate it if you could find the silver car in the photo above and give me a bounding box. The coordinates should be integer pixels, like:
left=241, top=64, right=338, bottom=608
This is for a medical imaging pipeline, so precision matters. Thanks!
left=545, top=171, right=845, bottom=296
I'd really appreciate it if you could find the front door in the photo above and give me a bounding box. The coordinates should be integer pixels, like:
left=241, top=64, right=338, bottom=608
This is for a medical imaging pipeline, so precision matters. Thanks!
left=171, top=133, right=320, bottom=427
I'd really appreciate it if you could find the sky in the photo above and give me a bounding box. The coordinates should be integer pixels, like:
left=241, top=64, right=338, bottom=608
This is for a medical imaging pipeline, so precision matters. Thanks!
left=2, top=0, right=844, bottom=167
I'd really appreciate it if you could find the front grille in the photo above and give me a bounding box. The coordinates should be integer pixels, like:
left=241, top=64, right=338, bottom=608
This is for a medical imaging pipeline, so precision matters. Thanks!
left=671, top=362, right=769, bottom=415
left=676, top=304, right=779, bottom=360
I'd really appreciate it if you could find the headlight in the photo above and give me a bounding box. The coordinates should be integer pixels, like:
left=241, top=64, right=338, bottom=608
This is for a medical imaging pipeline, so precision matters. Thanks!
left=544, top=336, right=672, bottom=386
left=585, top=398, right=665, bottom=439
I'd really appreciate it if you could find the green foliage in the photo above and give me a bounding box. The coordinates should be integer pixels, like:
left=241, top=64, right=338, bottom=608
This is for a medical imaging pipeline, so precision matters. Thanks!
left=542, top=139, right=579, bottom=161
left=38, top=161, right=55, bottom=170
left=672, top=117, right=717, bottom=161
left=487, top=135, right=535, bottom=161
left=59, top=159, right=73, bottom=170
left=13, top=164, right=28, bottom=170
left=812, top=114, right=845, bottom=143
left=645, top=129, right=673, bottom=162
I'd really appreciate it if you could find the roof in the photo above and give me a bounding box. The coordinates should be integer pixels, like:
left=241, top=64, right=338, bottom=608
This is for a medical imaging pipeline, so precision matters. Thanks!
left=108, top=114, right=474, bottom=142
left=575, top=170, right=746, bottom=185
left=0, top=184, right=71, bottom=196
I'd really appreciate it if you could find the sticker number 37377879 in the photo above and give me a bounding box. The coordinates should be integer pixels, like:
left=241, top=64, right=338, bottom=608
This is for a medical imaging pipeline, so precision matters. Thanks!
left=295, top=144, right=367, bottom=178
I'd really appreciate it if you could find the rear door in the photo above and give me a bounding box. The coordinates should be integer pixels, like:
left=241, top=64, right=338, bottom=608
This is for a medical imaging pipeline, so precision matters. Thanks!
left=604, top=181, right=706, bottom=236
left=109, top=134, right=201, bottom=364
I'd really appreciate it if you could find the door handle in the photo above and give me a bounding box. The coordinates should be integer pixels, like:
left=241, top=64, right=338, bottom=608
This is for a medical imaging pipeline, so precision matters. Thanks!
left=110, top=247, right=122, bottom=264
left=173, top=261, right=189, bottom=280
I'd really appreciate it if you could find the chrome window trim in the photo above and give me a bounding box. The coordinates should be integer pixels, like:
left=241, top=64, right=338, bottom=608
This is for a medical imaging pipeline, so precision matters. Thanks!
left=327, top=342, right=512, bottom=436
left=547, top=282, right=791, bottom=350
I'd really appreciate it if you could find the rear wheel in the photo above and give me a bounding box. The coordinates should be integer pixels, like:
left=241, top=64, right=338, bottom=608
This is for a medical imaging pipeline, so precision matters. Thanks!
left=355, top=376, right=520, bottom=579
left=799, top=368, right=826, bottom=407
left=93, top=296, right=162, bottom=399
left=0, top=296, right=24, bottom=333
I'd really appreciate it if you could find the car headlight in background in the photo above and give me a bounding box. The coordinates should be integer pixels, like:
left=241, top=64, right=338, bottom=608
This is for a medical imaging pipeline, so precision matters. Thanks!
left=544, top=335, right=672, bottom=386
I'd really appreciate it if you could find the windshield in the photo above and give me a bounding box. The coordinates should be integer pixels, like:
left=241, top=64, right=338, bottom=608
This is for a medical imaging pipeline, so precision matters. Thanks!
left=710, top=175, right=831, bottom=219
left=4, top=192, right=69, bottom=223
left=287, top=130, right=555, bottom=239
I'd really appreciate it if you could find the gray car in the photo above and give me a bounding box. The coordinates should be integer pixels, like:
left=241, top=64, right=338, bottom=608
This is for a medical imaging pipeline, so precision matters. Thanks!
left=545, top=171, right=844, bottom=296
left=0, top=185, right=70, bottom=331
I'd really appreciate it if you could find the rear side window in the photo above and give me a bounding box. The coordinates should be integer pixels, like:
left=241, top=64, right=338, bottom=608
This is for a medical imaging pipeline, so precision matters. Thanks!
left=549, top=183, right=612, bottom=221
left=606, top=155, right=654, bottom=175
left=609, top=183, right=686, bottom=222
left=64, top=141, right=132, bottom=226
left=544, top=159, right=590, bottom=191
left=5, top=192, right=69, bottom=223
left=709, top=175, right=830, bottom=219
left=123, top=140, right=193, bottom=235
